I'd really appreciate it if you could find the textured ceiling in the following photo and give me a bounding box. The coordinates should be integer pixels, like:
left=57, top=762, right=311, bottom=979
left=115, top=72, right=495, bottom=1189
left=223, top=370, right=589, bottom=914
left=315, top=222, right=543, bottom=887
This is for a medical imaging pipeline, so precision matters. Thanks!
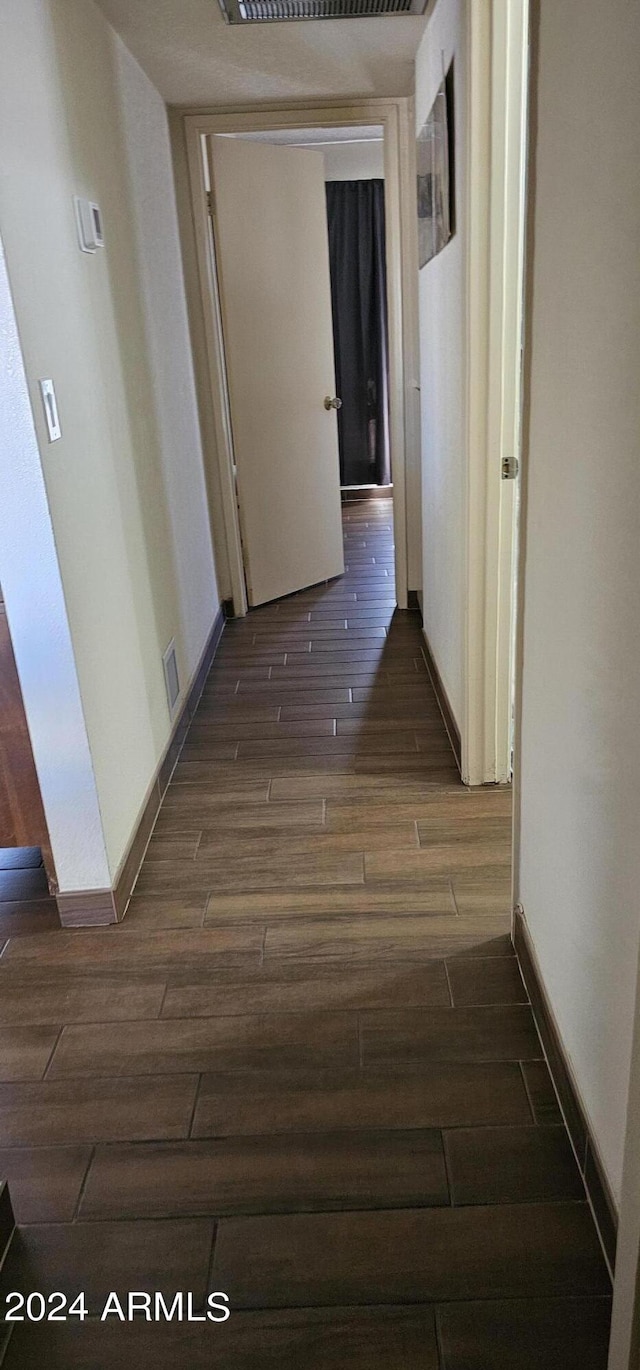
left=96, top=0, right=428, bottom=106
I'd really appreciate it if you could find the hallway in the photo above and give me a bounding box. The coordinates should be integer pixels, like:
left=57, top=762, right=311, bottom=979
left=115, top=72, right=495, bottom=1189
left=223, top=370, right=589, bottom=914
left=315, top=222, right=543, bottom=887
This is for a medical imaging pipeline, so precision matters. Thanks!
left=0, top=502, right=610, bottom=1366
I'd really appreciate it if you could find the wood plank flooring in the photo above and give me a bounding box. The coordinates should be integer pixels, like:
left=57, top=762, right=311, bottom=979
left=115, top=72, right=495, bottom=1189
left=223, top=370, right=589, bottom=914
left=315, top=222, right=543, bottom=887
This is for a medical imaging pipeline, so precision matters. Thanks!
left=0, top=848, right=58, bottom=940
left=0, top=501, right=610, bottom=1367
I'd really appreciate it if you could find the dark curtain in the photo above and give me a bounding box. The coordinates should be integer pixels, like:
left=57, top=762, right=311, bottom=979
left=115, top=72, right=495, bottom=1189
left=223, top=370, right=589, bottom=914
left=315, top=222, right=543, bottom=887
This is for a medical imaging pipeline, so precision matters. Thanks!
left=326, top=179, right=391, bottom=487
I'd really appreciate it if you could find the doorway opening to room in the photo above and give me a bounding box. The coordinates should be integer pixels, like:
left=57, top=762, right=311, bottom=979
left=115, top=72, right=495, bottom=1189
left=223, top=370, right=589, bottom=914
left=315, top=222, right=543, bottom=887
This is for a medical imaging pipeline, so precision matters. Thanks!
left=183, top=100, right=417, bottom=617
left=0, top=586, right=57, bottom=909
left=323, top=133, right=392, bottom=502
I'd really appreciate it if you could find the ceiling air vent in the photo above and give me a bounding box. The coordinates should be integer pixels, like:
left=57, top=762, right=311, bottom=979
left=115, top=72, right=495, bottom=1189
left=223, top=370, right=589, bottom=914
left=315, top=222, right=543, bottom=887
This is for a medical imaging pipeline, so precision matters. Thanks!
left=219, top=0, right=429, bottom=22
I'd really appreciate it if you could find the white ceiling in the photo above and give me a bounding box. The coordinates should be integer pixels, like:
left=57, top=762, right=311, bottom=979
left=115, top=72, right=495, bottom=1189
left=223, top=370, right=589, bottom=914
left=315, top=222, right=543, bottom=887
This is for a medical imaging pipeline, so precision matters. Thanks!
left=96, top=0, right=428, bottom=107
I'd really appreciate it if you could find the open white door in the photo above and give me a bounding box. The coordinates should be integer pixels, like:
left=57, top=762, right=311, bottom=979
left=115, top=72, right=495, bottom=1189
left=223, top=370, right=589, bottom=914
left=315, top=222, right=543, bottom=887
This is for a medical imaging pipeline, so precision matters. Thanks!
left=208, top=136, right=345, bottom=607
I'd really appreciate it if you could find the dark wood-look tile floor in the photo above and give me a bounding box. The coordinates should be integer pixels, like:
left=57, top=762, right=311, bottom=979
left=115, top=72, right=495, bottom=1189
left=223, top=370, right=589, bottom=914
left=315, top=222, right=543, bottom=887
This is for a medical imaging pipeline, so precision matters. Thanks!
left=0, top=501, right=611, bottom=1367
left=0, top=849, right=59, bottom=940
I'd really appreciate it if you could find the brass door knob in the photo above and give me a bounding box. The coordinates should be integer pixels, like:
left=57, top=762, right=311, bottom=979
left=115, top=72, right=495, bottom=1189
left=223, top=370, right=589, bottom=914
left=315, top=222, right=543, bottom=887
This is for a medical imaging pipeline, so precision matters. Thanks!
left=324, top=396, right=342, bottom=410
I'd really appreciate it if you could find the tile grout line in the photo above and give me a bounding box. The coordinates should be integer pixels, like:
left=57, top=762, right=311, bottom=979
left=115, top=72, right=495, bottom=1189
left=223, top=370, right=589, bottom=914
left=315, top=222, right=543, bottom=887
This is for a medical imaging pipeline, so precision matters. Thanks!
left=356, top=1010, right=365, bottom=1068
left=41, top=1024, right=65, bottom=1081
left=71, top=1143, right=96, bottom=1224
left=203, top=1218, right=220, bottom=1306
left=187, top=1074, right=204, bottom=1139
left=433, top=1306, right=448, bottom=1370
left=439, top=1128, right=455, bottom=1209
left=519, top=1059, right=540, bottom=1125
left=442, top=960, right=455, bottom=1008
left=157, top=981, right=171, bottom=1019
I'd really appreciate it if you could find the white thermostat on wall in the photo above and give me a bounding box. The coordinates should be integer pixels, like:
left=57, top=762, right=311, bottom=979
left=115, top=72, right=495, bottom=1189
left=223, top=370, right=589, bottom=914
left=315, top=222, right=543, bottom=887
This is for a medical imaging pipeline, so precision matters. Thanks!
left=74, top=196, right=104, bottom=253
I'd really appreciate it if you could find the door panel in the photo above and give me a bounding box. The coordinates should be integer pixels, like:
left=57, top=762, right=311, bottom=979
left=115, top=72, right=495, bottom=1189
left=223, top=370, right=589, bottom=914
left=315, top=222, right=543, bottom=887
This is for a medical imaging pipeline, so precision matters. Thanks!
left=209, top=136, right=344, bottom=607
left=0, top=597, right=55, bottom=885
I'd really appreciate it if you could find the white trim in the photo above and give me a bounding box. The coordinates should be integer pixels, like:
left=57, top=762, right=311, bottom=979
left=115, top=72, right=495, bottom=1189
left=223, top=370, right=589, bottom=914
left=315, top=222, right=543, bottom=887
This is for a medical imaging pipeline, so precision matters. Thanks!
left=464, top=0, right=528, bottom=785
left=464, top=0, right=492, bottom=786
left=608, top=945, right=640, bottom=1367
left=400, top=95, right=423, bottom=598
left=494, top=0, right=528, bottom=781
left=181, top=98, right=416, bottom=614
left=185, top=128, right=248, bottom=616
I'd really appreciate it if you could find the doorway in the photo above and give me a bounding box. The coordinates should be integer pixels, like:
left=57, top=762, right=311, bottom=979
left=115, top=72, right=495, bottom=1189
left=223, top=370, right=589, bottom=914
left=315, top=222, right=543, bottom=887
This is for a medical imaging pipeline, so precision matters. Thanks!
left=182, top=99, right=417, bottom=616
left=0, top=583, right=56, bottom=901
left=323, top=134, right=391, bottom=496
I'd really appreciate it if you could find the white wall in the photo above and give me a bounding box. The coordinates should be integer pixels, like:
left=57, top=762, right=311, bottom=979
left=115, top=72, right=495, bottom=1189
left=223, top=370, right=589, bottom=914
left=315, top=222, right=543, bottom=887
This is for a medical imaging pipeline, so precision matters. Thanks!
left=112, top=38, right=220, bottom=682
left=0, top=0, right=219, bottom=885
left=323, top=140, right=384, bottom=181
left=516, top=0, right=640, bottom=1203
left=0, top=241, right=111, bottom=892
left=415, top=0, right=467, bottom=727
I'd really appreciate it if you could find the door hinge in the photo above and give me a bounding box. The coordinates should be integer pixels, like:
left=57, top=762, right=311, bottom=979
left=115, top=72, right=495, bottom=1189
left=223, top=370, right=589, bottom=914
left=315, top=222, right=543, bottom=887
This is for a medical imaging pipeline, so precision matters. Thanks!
left=206, top=190, right=214, bottom=218
left=501, top=455, right=519, bottom=480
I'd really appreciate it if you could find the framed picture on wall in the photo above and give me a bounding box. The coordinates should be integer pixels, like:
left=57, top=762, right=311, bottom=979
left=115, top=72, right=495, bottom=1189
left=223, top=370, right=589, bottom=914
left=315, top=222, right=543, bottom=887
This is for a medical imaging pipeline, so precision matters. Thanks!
left=417, top=62, right=455, bottom=268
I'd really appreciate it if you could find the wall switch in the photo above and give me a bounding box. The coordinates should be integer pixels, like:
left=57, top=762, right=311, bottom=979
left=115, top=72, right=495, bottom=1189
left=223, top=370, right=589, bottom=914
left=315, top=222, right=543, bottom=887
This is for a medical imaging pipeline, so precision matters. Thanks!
left=39, top=379, right=62, bottom=443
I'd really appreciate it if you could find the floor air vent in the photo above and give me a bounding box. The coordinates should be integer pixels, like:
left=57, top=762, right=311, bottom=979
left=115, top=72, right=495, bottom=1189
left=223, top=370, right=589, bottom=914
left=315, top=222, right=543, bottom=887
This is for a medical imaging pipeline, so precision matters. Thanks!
left=219, top=0, right=429, bottom=21
left=162, top=640, right=181, bottom=718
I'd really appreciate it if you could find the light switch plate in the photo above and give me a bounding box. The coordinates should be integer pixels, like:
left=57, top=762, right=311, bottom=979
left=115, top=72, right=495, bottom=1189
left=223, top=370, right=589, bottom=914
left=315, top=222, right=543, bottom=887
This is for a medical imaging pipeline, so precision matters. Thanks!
left=39, top=379, right=62, bottom=442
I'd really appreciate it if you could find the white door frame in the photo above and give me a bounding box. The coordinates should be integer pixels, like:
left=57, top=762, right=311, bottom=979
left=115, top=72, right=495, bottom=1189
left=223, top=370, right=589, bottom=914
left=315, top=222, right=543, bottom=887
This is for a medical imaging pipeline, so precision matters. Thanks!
left=464, top=0, right=529, bottom=785
left=180, top=98, right=419, bottom=615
